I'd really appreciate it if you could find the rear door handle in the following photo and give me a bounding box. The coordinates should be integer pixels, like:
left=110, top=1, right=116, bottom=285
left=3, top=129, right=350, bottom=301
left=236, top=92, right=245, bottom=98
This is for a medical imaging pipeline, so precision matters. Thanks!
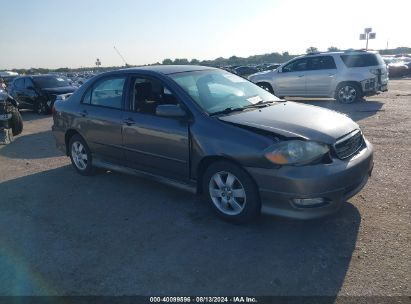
left=78, top=110, right=88, bottom=117
left=123, top=118, right=135, bottom=126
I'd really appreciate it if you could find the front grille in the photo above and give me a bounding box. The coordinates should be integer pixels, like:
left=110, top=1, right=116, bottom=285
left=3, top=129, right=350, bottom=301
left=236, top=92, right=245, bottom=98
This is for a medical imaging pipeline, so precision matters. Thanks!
left=334, top=130, right=364, bottom=159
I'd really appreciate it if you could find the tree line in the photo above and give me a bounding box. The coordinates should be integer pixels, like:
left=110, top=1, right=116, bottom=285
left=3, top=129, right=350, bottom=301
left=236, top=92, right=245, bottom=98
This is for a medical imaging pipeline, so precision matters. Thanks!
left=3, top=46, right=411, bottom=74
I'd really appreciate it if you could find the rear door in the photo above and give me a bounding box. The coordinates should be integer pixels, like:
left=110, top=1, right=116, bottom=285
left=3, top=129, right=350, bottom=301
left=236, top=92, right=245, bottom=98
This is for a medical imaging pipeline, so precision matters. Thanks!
left=121, top=75, right=190, bottom=181
left=275, top=58, right=308, bottom=96
left=77, top=75, right=126, bottom=164
left=305, top=56, right=337, bottom=96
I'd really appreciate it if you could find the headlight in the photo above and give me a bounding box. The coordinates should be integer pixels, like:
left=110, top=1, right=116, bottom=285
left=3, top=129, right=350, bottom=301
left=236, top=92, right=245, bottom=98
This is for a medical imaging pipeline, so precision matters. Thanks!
left=264, top=140, right=329, bottom=165
left=369, top=69, right=379, bottom=75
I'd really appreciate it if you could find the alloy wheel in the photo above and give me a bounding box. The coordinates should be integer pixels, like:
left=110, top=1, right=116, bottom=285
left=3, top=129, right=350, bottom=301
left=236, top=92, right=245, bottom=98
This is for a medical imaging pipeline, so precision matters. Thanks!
left=208, top=171, right=246, bottom=216
left=71, top=141, right=88, bottom=170
left=338, top=85, right=357, bottom=103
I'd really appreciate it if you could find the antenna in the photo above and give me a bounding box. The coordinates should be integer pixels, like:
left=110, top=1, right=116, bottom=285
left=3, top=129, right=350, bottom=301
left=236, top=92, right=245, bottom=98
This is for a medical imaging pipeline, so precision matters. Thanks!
left=113, top=46, right=128, bottom=66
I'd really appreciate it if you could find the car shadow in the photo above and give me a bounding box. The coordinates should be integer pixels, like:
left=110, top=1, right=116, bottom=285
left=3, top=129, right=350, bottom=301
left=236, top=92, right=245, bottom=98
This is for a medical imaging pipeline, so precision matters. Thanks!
left=0, top=130, right=63, bottom=159
left=19, top=110, right=51, bottom=122
left=287, top=98, right=384, bottom=122
left=0, top=166, right=361, bottom=297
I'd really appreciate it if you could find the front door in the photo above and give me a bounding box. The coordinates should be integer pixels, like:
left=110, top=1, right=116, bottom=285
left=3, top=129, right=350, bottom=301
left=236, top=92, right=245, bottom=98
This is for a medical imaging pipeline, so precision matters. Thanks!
left=121, top=76, right=190, bottom=181
left=275, top=58, right=308, bottom=96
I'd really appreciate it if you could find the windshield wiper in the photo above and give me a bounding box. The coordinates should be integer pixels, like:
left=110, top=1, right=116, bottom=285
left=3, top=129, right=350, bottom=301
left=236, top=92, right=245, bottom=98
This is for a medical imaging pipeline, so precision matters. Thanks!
left=242, top=100, right=277, bottom=109
left=209, top=107, right=246, bottom=116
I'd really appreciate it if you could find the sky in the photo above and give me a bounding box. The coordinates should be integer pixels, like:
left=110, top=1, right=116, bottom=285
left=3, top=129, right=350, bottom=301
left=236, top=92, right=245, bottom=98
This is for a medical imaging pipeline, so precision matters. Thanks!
left=1, top=0, right=410, bottom=69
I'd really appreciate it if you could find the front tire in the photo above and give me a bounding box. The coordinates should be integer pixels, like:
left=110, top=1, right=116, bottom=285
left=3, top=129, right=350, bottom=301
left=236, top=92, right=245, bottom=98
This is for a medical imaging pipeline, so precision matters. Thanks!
left=10, top=108, right=23, bottom=136
left=36, top=100, right=48, bottom=115
left=69, top=134, right=94, bottom=176
left=336, top=83, right=361, bottom=104
left=257, top=82, right=274, bottom=94
left=203, top=161, right=261, bottom=223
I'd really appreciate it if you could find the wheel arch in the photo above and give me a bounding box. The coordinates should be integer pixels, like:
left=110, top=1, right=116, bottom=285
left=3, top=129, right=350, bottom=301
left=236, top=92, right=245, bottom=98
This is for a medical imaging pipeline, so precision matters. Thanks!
left=65, top=129, right=85, bottom=156
left=195, top=155, right=258, bottom=195
left=335, top=80, right=363, bottom=98
left=256, top=81, right=274, bottom=94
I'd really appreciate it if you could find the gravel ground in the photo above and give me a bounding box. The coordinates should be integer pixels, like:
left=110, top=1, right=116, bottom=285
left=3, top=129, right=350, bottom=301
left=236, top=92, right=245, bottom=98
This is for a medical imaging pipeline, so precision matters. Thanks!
left=0, top=80, right=410, bottom=297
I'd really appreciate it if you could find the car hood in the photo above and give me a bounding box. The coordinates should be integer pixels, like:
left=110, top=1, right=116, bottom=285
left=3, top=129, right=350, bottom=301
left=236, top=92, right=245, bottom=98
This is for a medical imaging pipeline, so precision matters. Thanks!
left=42, top=86, right=77, bottom=94
left=218, top=102, right=359, bottom=144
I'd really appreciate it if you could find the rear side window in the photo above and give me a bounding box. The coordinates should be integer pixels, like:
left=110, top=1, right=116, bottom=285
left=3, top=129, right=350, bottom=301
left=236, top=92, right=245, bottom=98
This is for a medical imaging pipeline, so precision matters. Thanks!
left=83, top=77, right=126, bottom=109
left=308, top=56, right=336, bottom=70
left=340, top=54, right=384, bottom=67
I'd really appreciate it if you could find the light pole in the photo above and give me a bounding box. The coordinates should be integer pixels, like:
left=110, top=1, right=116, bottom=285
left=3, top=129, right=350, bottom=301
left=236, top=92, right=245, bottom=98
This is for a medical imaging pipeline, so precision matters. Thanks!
left=359, top=28, right=376, bottom=50
left=95, top=58, right=101, bottom=68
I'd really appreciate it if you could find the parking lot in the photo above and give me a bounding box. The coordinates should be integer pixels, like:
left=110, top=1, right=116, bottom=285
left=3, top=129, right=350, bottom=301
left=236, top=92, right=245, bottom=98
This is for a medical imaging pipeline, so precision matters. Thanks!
left=0, top=79, right=410, bottom=296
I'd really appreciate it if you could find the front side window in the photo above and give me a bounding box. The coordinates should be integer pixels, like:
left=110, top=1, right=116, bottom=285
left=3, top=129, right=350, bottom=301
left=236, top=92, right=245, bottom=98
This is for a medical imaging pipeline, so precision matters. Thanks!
left=130, top=77, right=179, bottom=115
left=89, top=77, right=126, bottom=109
left=170, top=70, right=280, bottom=115
left=282, top=59, right=308, bottom=72
left=24, top=78, right=35, bottom=89
left=14, top=78, right=25, bottom=89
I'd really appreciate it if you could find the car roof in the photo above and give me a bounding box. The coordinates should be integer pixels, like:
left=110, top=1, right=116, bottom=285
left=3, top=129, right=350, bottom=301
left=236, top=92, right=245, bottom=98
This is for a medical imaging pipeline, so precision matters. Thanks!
left=118, top=65, right=217, bottom=75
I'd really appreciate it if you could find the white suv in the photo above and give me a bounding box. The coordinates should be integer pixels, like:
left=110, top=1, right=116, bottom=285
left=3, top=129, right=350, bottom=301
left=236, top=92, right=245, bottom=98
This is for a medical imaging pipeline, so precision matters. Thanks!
left=248, top=50, right=388, bottom=103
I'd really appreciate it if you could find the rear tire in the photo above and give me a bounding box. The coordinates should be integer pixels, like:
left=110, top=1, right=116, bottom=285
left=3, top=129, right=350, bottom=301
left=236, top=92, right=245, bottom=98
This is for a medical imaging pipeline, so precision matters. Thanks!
left=203, top=161, right=261, bottom=223
left=336, top=83, right=361, bottom=104
left=10, top=107, right=23, bottom=136
left=69, top=134, right=94, bottom=176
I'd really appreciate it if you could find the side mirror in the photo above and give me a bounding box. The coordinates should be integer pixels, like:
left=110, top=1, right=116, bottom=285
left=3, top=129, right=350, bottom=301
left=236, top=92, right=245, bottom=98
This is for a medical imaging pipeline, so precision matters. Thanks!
left=156, top=104, right=187, bottom=118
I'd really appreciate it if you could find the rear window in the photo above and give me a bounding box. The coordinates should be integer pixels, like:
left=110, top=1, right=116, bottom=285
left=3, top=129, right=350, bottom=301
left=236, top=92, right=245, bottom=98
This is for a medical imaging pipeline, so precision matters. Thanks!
left=340, top=54, right=384, bottom=67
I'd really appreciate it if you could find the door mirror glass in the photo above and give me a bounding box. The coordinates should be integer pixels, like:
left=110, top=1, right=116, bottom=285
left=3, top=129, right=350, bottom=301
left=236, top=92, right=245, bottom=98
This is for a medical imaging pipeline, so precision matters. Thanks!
left=156, top=104, right=186, bottom=118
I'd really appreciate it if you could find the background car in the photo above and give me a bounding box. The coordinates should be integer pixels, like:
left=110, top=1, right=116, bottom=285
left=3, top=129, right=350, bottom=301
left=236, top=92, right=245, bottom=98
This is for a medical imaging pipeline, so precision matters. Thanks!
left=9, top=75, right=77, bottom=114
left=233, top=66, right=260, bottom=78
left=249, top=50, right=388, bottom=103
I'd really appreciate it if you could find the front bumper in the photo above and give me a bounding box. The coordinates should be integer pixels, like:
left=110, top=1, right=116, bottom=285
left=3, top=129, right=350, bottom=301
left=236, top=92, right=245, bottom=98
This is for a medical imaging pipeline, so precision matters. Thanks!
left=246, top=140, right=374, bottom=219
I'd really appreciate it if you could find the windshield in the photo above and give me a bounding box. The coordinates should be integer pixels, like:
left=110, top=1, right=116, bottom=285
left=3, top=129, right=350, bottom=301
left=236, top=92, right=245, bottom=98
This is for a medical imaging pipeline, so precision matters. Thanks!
left=170, top=70, right=280, bottom=114
left=33, top=76, right=70, bottom=88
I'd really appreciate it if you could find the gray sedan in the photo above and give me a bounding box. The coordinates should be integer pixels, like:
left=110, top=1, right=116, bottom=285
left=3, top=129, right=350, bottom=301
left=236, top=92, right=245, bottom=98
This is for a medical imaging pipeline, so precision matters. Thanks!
left=52, top=65, right=373, bottom=223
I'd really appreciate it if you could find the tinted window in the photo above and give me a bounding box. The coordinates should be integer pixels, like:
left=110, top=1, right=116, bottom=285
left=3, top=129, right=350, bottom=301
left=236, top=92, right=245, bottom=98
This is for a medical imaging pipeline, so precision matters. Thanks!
left=340, top=54, right=384, bottom=67
left=90, top=77, right=125, bottom=109
left=14, top=78, right=25, bottom=89
left=308, top=56, right=336, bottom=70
left=24, top=78, right=35, bottom=89
left=131, top=77, right=179, bottom=115
left=33, top=76, right=70, bottom=88
left=282, top=59, right=308, bottom=72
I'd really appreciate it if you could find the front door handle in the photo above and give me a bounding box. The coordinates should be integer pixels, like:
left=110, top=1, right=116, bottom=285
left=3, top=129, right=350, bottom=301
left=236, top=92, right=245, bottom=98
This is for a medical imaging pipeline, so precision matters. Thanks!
left=123, top=118, right=135, bottom=126
left=298, top=75, right=304, bottom=78
left=78, top=110, right=88, bottom=117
